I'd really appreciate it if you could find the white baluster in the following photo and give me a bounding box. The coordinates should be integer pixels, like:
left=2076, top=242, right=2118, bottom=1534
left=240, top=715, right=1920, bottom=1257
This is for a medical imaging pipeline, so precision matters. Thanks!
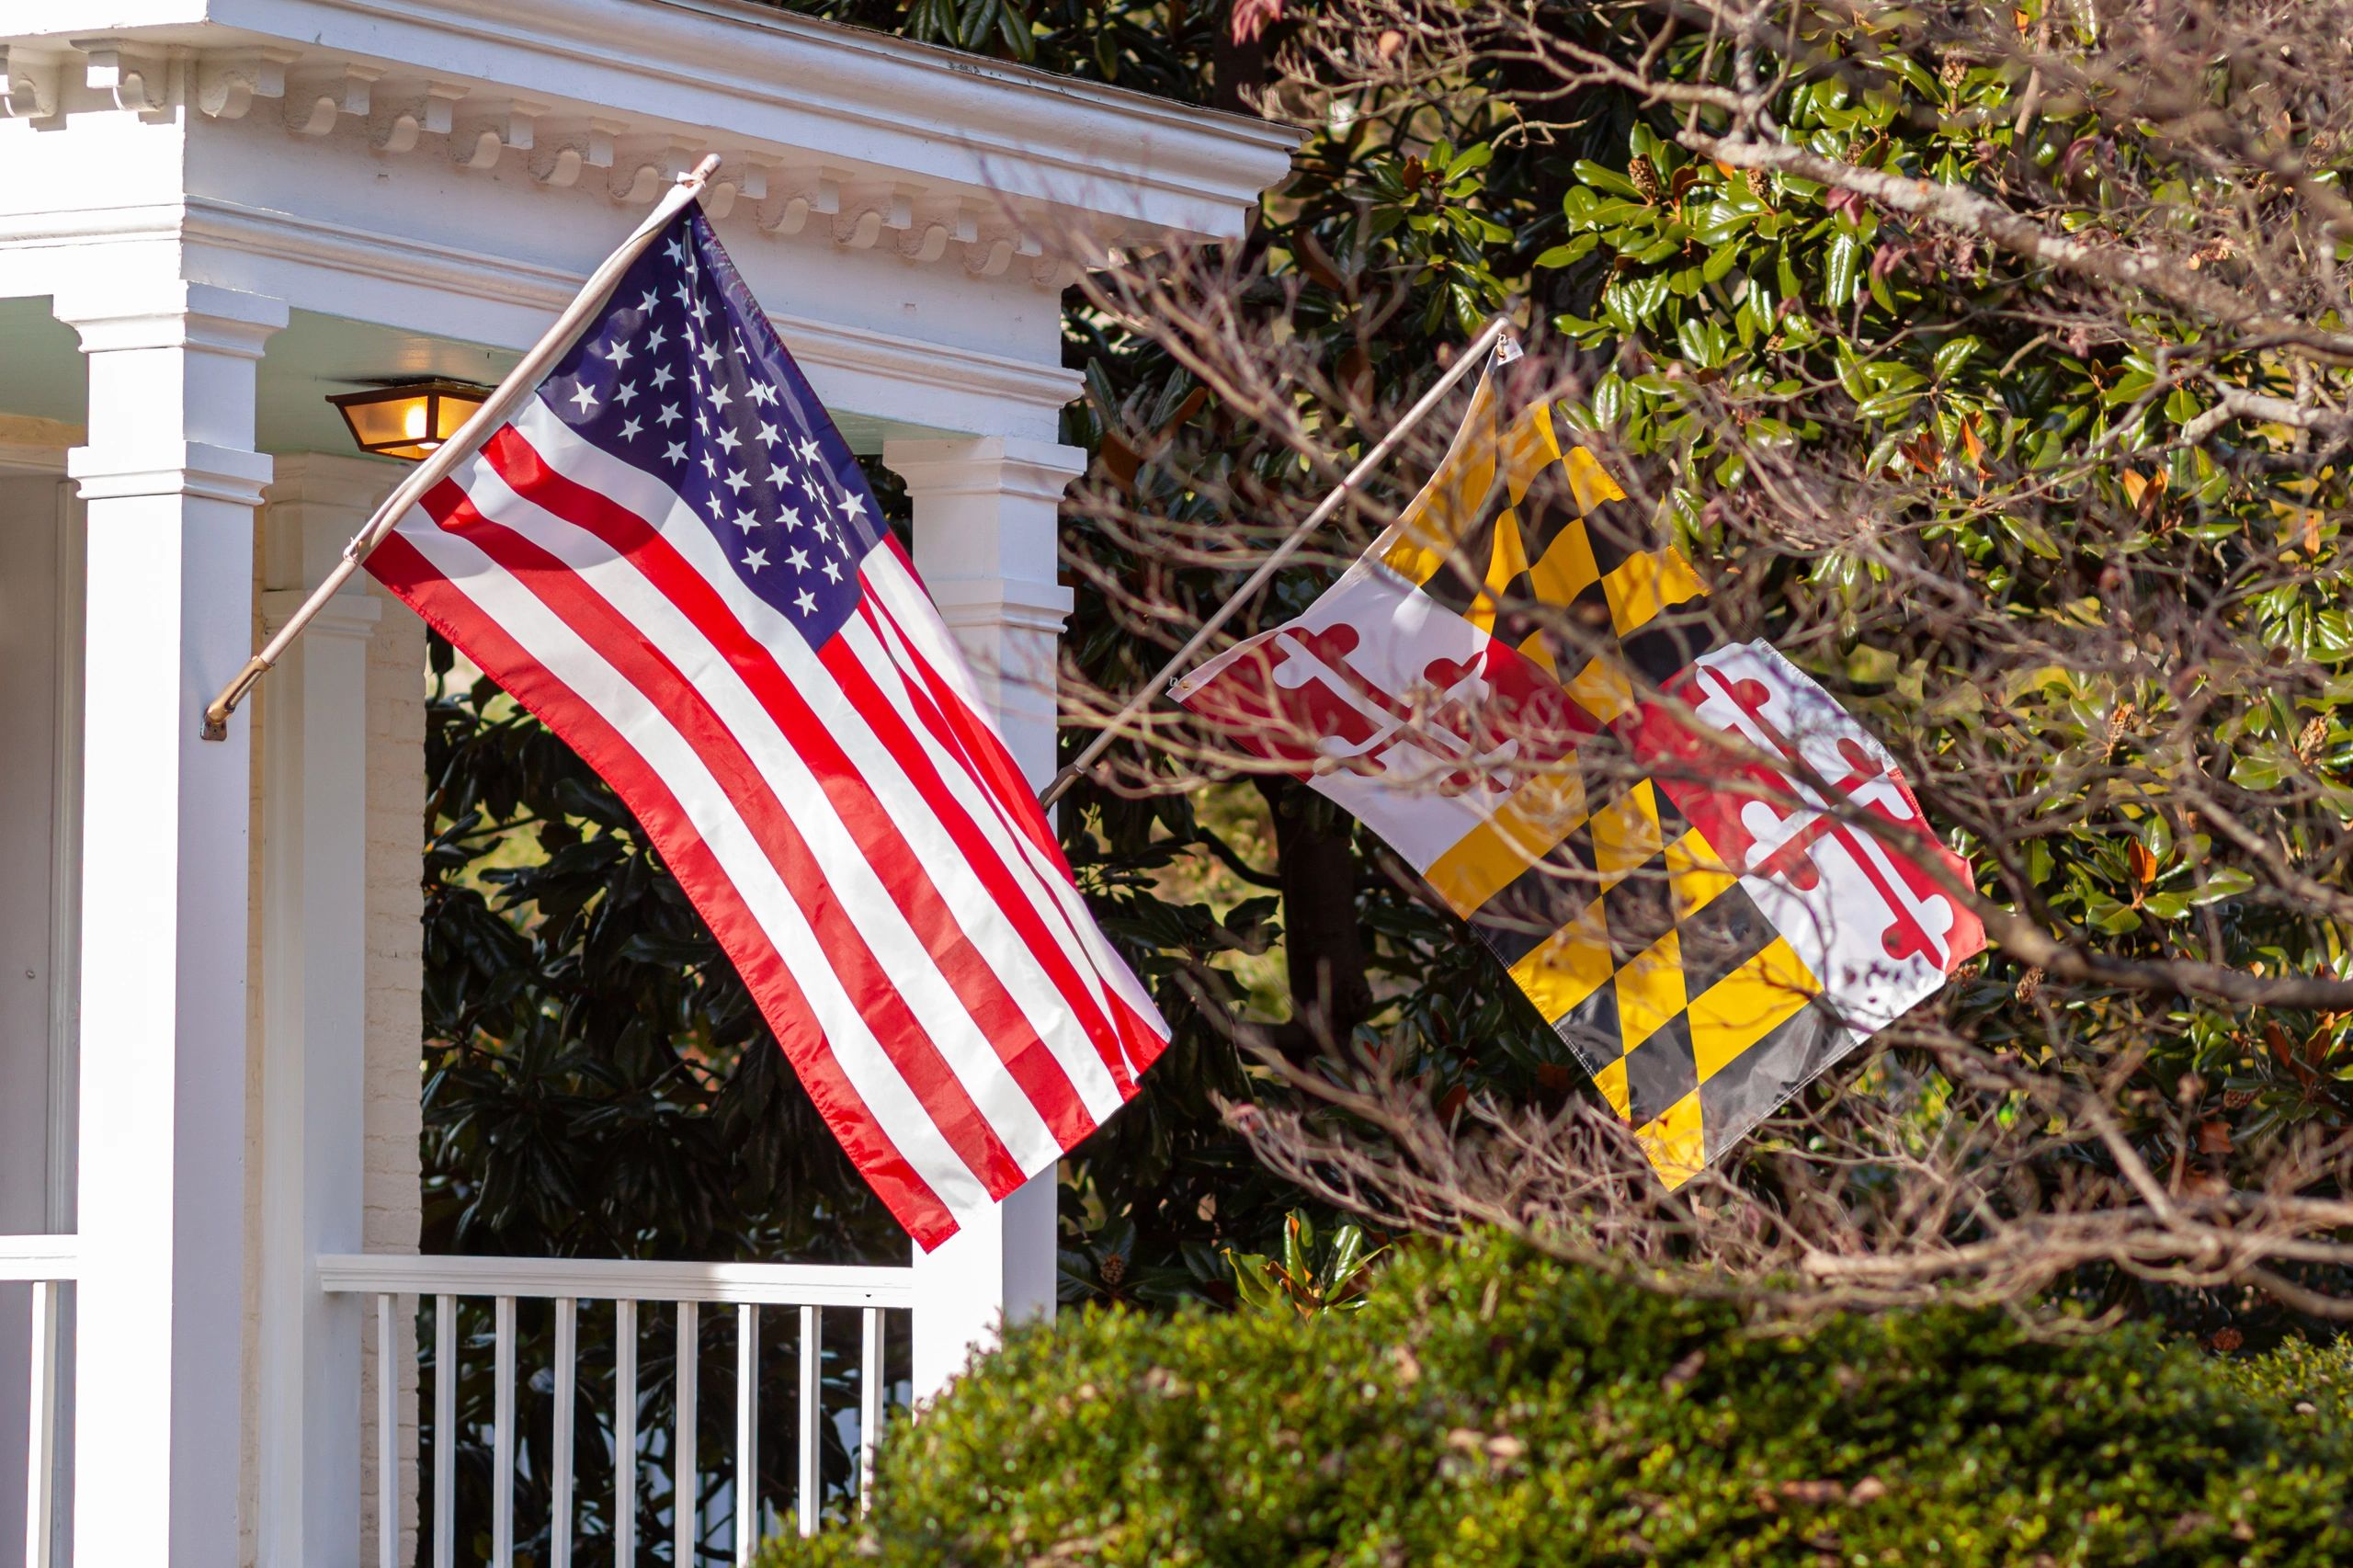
left=377, top=1295, right=397, bottom=1568
left=797, top=1307, right=820, bottom=1539
left=24, top=1278, right=59, bottom=1568
left=553, top=1297, right=576, bottom=1568
left=676, top=1301, right=699, bottom=1566
left=434, top=1294, right=457, bottom=1568
left=734, top=1305, right=759, bottom=1564
left=858, top=1308, right=881, bottom=1515
left=494, top=1295, right=517, bottom=1566
left=616, top=1300, right=638, bottom=1568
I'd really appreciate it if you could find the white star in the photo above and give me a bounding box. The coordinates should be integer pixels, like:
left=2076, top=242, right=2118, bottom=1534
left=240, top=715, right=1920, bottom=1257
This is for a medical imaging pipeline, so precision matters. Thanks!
left=821, top=556, right=844, bottom=584
left=709, top=384, right=733, bottom=411
left=796, top=437, right=822, bottom=464
left=701, top=452, right=719, bottom=476
left=706, top=494, right=727, bottom=521
left=613, top=381, right=640, bottom=407
left=733, top=508, right=759, bottom=532
left=618, top=416, right=642, bottom=440
left=607, top=338, right=633, bottom=370
left=723, top=468, right=751, bottom=494
left=637, top=290, right=660, bottom=312
left=715, top=426, right=742, bottom=453
left=663, top=238, right=685, bottom=263
left=813, top=517, right=832, bottom=541
left=758, top=421, right=783, bottom=447
left=840, top=493, right=867, bottom=521
left=568, top=381, right=597, bottom=415
left=673, top=279, right=695, bottom=307
left=779, top=506, right=802, bottom=531
left=796, top=471, right=823, bottom=500
left=689, top=296, right=710, bottom=324
left=750, top=381, right=778, bottom=407
left=651, top=364, right=676, bottom=391
left=694, top=409, right=710, bottom=434
left=655, top=403, right=682, bottom=427
left=743, top=548, right=768, bottom=573
left=793, top=588, right=818, bottom=616
left=646, top=325, right=668, bottom=355
left=787, top=546, right=811, bottom=572
left=699, top=341, right=722, bottom=369
left=663, top=441, right=688, bottom=465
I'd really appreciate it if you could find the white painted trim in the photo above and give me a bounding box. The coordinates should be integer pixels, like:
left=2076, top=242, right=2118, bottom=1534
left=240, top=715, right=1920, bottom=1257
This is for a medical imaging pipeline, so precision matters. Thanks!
left=64, top=443, right=277, bottom=506
left=43, top=479, right=81, bottom=1235
left=256, top=454, right=393, bottom=1568
left=0, top=1237, right=78, bottom=1280
left=315, top=1253, right=918, bottom=1310
left=10, top=0, right=1301, bottom=233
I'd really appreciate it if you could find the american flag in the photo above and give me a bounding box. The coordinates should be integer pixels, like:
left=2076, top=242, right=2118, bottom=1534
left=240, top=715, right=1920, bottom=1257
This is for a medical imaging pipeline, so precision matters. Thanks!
left=365, top=205, right=1170, bottom=1248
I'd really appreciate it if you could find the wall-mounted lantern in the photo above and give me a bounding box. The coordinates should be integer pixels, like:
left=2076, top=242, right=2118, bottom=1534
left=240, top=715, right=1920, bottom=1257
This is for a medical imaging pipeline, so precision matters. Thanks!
left=325, top=379, right=490, bottom=462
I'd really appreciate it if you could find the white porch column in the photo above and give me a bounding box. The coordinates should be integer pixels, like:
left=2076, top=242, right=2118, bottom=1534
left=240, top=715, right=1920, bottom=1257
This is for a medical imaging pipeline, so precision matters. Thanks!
left=882, top=435, right=1085, bottom=1400
left=256, top=456, right=392, bottom=1568
left=54, top=278, right=285, bottom=1565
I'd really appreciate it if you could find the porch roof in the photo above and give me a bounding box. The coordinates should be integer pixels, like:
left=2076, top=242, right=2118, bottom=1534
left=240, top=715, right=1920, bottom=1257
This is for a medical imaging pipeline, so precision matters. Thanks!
left=0, top=0, right=1296, bottom=449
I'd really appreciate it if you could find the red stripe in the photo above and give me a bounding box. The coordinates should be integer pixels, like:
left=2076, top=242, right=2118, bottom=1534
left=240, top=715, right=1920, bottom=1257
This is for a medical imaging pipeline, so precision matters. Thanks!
left=483, top=426, right=1140, bottom=1115
left=845, top=592, right=1166, bottom=1091
left=419, top=474, right=1040, bottom=1197
left=870, top=536, right=1072, bottom=869
left=817, top=619, right=1141, bottom=1098
left=364, top=526, right=962, bottom=1248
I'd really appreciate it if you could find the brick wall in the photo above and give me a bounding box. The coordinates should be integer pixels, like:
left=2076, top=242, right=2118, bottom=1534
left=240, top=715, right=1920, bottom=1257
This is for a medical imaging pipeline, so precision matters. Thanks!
left=362, top=578, right=426, bottom=1568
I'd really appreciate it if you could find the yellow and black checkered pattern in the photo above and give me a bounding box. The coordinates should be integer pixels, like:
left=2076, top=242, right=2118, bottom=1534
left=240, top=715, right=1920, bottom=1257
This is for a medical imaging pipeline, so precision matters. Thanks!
left=1459, top=778, right=1834, bottom=1185
left=1372, top=373, right=1717, bottom=727
left=1380, top=362, right=1833, bottom=1184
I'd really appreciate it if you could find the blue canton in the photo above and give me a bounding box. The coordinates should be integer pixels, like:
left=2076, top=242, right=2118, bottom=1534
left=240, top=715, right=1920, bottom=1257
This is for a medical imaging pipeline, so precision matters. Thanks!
left=543, top=208, right=884, bottom=648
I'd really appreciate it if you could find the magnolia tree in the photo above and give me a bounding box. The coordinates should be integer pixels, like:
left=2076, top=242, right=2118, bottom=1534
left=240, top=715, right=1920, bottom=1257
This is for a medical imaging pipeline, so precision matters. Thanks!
left=1048, top=0, right=2353, bottom=1320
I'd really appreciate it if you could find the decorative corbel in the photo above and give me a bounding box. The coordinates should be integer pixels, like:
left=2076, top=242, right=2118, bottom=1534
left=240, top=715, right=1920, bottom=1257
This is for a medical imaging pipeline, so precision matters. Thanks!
left=835, top=183, right=915, bottom=251
left=452, top=97, right=548, bottom=171
left=195, top=47, right=297, bottom=120
left=609, top=135, right=703, bottom=204
left=369, top=79, right=469, bottom=154
left=74, top=39, right=168, bottom=117
left=284, top=63, right=381, bottom=137
left=965, top=229, right=1017, bottom=278
left=755, top=165, right=844, bottom=237
left=529, top=116, right=626, bottom=188
left=968, top=200, right=1050, bottom=278
left=900, top=198, right=979, bottom=265
left=699, top=154, right=772, bottom=222
left=0, top=46, right=63, bottom=125
left=1028, top=217, right=1111, bottom=287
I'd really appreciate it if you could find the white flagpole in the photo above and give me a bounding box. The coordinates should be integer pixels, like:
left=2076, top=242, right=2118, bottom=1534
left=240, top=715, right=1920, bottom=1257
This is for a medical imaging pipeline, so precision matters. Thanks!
left=199, top=154, right=725, bottom=741
left=1037, top=315, right=1513, bottom=809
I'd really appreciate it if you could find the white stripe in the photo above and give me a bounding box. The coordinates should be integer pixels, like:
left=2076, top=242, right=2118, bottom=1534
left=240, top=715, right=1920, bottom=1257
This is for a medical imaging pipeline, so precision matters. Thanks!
left=455, top=453, right=1121, bottom=1137
left=509, top=403, right=1161, bottom=1085
left=839, top=602, right=1165, bottom=1050
left=834, top=606, right=1146, bottom=1074
left=858, top=560, right=1168, bottom=1038
left=388, top=497, right=995, bottom=1217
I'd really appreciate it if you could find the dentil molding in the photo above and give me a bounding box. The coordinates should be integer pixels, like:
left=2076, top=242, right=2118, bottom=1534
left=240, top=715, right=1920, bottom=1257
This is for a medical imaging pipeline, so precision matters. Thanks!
left=6, top=33, right=1134, bottom=290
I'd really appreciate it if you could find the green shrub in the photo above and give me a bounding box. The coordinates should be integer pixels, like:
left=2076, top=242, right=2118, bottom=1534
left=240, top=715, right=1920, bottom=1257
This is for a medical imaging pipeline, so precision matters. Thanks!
left=764, top=1235, right=2353, bottom=1567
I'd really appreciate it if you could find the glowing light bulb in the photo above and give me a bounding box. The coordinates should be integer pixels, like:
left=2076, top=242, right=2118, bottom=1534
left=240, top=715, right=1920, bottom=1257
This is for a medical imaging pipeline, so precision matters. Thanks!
left=404, top=400, right=429, bottom=440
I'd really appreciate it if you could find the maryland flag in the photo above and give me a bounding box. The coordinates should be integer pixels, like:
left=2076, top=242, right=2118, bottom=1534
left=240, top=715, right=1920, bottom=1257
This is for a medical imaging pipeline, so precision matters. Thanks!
left=1169, top=347, right=1984, bottom=1186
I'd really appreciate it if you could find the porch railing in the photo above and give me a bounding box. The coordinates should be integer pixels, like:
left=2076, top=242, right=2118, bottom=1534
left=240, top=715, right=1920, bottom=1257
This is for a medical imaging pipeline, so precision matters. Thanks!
left=317, top=1253, right=914, bottom=1568
left=2, top=1235, right=74, bottom=1568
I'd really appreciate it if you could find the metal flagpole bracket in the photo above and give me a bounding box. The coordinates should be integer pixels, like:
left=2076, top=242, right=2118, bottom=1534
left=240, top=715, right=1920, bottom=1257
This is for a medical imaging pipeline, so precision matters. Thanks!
left=1037, top=316, right=1517, bottom=808
left=199, top=153, right=726, bottom=741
